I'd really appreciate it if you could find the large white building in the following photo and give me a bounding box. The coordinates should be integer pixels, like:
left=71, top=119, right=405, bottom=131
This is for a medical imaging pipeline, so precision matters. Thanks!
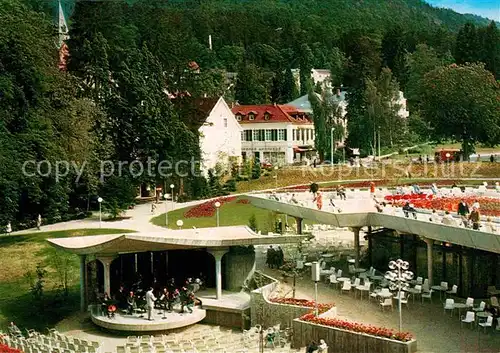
left=291, top=68, right=332, bottom=91
left=231, top=104, right=315, bottom=165
left=197, top=97, right=242, bottom=174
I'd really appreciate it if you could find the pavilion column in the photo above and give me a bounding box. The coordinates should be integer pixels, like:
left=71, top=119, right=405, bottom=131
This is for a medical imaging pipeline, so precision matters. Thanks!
left=208, top=248, right=229, bottom=300
left=424, top=238, right=434, bottom=286
left=295, top=217, right=303, bottom=235
left=353, top=227, right=361, bottom=268
left=97, top=256, right=116, bottom=296
left=79, top=255, right=87, bottom=312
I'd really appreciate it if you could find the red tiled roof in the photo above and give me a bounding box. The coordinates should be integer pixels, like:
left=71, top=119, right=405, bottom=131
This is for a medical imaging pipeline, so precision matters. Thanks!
left=232, top=104, right=312, bottom=125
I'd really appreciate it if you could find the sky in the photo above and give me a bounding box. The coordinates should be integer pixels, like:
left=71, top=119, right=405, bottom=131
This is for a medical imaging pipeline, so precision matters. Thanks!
left=426, top=0, right=500, bottom=20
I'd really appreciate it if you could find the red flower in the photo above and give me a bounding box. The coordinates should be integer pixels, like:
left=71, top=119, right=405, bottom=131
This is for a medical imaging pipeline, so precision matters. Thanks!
left=299, top=314, right=414, bottom=342
left=184, top=196, right=237, bottom=218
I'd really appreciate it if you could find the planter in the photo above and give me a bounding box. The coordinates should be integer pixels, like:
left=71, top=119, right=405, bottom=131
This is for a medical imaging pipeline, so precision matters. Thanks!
left=292, top=319, right=417, bottom=353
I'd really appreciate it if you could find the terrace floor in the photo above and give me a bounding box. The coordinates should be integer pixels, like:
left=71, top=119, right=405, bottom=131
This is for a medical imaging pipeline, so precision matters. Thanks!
left=256, top=246, right=500, bottom=353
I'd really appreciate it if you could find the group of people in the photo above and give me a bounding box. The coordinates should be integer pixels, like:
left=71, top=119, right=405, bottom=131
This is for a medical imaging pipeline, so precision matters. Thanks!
left=457, top=199, right=482, bottom=230
left=306, top=339, right=328, bottom=353
left=103, top=277, right=203, bottom=321
left=266, top=246, right=284, bottom=269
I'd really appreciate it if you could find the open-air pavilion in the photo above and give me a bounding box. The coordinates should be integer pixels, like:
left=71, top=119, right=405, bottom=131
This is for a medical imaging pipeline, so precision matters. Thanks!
left=47, top=225, right=309, bottom=332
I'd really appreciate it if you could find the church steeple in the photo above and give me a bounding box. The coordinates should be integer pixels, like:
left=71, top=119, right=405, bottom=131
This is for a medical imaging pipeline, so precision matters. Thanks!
left=57, top=0, right=69, bottom=49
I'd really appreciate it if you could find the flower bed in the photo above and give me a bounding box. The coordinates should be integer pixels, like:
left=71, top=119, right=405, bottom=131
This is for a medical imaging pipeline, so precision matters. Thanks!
left=0, top=345, right=22, bottom=353
left=299, top=313, right=413, bottom=342
left=269, top=298, right=334, bottom=313
left=236, top=198, right=250, bottom=204
left=183, top=196, right=237, bottom=218
left=384, top=195, right=500, bottom=216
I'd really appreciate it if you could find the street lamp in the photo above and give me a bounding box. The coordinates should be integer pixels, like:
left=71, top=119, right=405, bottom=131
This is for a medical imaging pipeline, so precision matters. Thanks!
left=164, top=194, right=169, bottom=227
left=274, top=165, right=278, bottom=189
left=377, top=126, right=381, bottom=160
left=330, top=127, right=335, bottom=164
left=312, top=261, right=320, bottom=317
left=214, top=201, right=221, bottom=227
left=169, top=184, right=175, bottom=227
left=385, top=259, right=413, bottom=332
left=97, top=197, right=103, bottom=228
left=176, top=219, right=183, bottom=230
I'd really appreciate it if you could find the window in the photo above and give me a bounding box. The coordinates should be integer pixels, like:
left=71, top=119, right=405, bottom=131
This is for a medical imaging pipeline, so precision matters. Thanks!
left=292, top=129, right=296, bottom=141
left=264, top=112, right=271, bottom=120
left=253, top=130, right=259, bottom=141
left=265, top=129, right=272, bottom=141
left=249, top=113, right=255, bottom=120
left=223, top=118, right=228, bottom=128
left=244, top=130, right=253, bottom=141
left=271, top=129, right=278, bottom=141
left=240, top=131, right=245, bottom=141
left=259, top=129, right=265, bottom=141
left=278, top=129, right=286, bottom=141
left=235, top=114, right=242, bottom=121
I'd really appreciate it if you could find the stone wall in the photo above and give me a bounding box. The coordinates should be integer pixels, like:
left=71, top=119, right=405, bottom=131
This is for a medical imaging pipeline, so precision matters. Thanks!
left=250, top=278, right=313, bottom=329
left=224, top=247, right=256, bottom=292
left=292, top=319, right=417, bottom=353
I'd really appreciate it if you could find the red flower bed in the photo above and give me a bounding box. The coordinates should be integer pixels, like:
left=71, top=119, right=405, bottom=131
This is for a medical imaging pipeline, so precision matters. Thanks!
left=0, top=344, right=22, bottom=353
left=385, top=195, right=500, bottom=216
left=300, top=313, right=414, bottom=342
left=183, top=196, right=237, bottom=218
left=269, top=298, right=334, bottom=312
left=236, top=198, right=250, bottom=204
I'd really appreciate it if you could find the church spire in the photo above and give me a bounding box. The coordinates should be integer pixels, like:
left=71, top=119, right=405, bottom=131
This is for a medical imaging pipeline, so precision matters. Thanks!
left=58, top=0, right=69, bottom=49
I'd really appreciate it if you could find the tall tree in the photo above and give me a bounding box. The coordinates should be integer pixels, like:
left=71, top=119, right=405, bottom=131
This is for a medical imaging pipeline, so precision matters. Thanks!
left=454, top=22, right=480, bottom=64
left=420, top=63, right=500, bottom=159
left=299, top=43, right=314, bottom=95
left=234, top=62, right=269, bottom=104
left=478, top=21, right=500, bottom=79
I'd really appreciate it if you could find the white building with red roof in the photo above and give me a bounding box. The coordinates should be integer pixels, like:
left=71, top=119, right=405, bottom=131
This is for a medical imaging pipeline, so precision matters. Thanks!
left=231, top=104, right=315, bottom=165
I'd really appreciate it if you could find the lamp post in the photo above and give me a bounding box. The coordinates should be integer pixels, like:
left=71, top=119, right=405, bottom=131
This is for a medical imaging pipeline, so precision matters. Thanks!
left=274, top=165, right=278, bottom=189
left=377, top=126, right=381, bottom=160
left=312, top=261, right=320, bottom=317
left=214, top=201, right=221, bottom=227
left=330, top=127, right=335, bottom=163
left=176, top=219, right=183, bottom=230
left=170, top=183, right=175, bottom=207
left=97, top=197, right=103, bottom=228
left=164, top=194, right=169, bottom=227
left=385, top=259, right=413, bottom=332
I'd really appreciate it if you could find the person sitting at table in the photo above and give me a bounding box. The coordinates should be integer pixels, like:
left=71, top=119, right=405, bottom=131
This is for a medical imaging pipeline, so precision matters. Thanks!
left=402, top=202, right=417, bottom=219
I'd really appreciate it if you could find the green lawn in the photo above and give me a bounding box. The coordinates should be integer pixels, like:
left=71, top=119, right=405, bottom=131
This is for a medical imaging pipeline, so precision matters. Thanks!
left=0, top=228, right=134, bottom=331
left=151, top=196, right=312, bottom=233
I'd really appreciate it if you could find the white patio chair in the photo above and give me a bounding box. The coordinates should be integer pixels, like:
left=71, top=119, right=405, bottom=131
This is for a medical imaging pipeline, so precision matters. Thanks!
left=473, top=301, right=486, bottom=312
left=341, top=281, right=352, bottom=295
left=380, top=298, right=393, bottom=311
left=416, top=277, right=423, bottom=285
left=446, top=285, right=457, bottom=297
left=421, top=289, right=433, bottom=303
left=329, top=274, right=339, bottom=288
left=478, top=316, right=493, bottom=332
left=352, top=278, right=361, bottom=289
left=465, top=297, right=474, bottom=308
left=336, top=269, right=342, bottom=278
left=440, top=281, right=448, bottom=290
left=444, top=299, right=455, bottom=316
left=461, top=311, right=475, bottom=328
left=491, top=296, right=499, bottom=308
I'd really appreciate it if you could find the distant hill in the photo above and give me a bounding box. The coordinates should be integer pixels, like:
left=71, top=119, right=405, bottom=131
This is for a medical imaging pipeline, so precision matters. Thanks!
left=49, top=0, right=492, bottom=33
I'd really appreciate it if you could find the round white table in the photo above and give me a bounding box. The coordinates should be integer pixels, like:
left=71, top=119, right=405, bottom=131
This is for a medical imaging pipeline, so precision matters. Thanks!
left=476, top=311, right=492, bottom=319
left=453, top=303, right=468, bottom=318
left=337, top=277, right=350, bottom=282
left=377, top=292, right=393, bottom=299
left=405, top=288, right=421, bottom=303
left=322, top=254, right=334, bottom=259
left=431, top=285, right=447, bottom=301
left=355, top=268, right=366, bottom=273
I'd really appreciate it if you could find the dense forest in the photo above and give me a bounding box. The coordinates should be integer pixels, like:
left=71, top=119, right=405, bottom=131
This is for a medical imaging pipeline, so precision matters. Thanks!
left=1, top=0, right=499, bottom=228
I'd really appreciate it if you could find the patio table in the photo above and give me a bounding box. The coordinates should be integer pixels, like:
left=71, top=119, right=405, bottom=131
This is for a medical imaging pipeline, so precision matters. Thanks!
left=377, top=292, right=393, bottom=299
left=337, top=277, right=350, bottom=282
left=476, top=311, right=492, bottom=319
left=370, top=275, right=384, bottom=281
left=431, top=285, right=447, bottom=301
left=405, top=287, right=421, bottom=303
left=453, top=303, right=468, bottom=318
left=355, top=268, right=366, bottom=273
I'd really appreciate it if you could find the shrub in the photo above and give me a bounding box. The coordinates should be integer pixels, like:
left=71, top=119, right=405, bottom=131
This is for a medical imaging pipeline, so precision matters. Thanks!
left=251, top=162, right=261, bottom=179
left=248, top=214, right=258, bottom=231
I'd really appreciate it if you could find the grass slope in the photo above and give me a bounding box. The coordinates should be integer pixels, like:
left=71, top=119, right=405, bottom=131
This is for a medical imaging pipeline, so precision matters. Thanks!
left=0, top=228, right=134, bottom=331
left=151, top=196, right=312, bottom=232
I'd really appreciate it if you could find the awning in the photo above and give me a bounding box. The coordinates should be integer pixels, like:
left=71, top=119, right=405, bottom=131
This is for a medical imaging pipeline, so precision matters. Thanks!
left=294, top=146, right=315, bottom=153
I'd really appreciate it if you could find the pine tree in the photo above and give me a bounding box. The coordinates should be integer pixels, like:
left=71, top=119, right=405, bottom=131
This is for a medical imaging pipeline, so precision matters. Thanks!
left=455, top=23, right=480, bottom=64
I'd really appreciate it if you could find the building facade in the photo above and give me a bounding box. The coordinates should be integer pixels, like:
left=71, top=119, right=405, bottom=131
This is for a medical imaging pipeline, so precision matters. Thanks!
left=199, top=97, right=242, bottom=174
left=232, top=104, right=315, bottom=165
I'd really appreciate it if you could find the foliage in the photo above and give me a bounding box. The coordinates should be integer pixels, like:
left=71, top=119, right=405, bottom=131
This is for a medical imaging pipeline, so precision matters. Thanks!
left=24, top=264, right=47, bottom=302
left=99, top=176, right=137, bottom=219
left=248, top=214, right=258, bottom=232
left=44, top=248, right=78, bottom=297
left=251, top=161, right=262, bottom=180
left=419, top=63, right=500, bottom=159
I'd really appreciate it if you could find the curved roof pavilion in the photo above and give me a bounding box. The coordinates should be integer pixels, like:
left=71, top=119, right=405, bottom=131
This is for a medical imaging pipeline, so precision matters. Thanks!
left=47, top=226, right=310, bottom=256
